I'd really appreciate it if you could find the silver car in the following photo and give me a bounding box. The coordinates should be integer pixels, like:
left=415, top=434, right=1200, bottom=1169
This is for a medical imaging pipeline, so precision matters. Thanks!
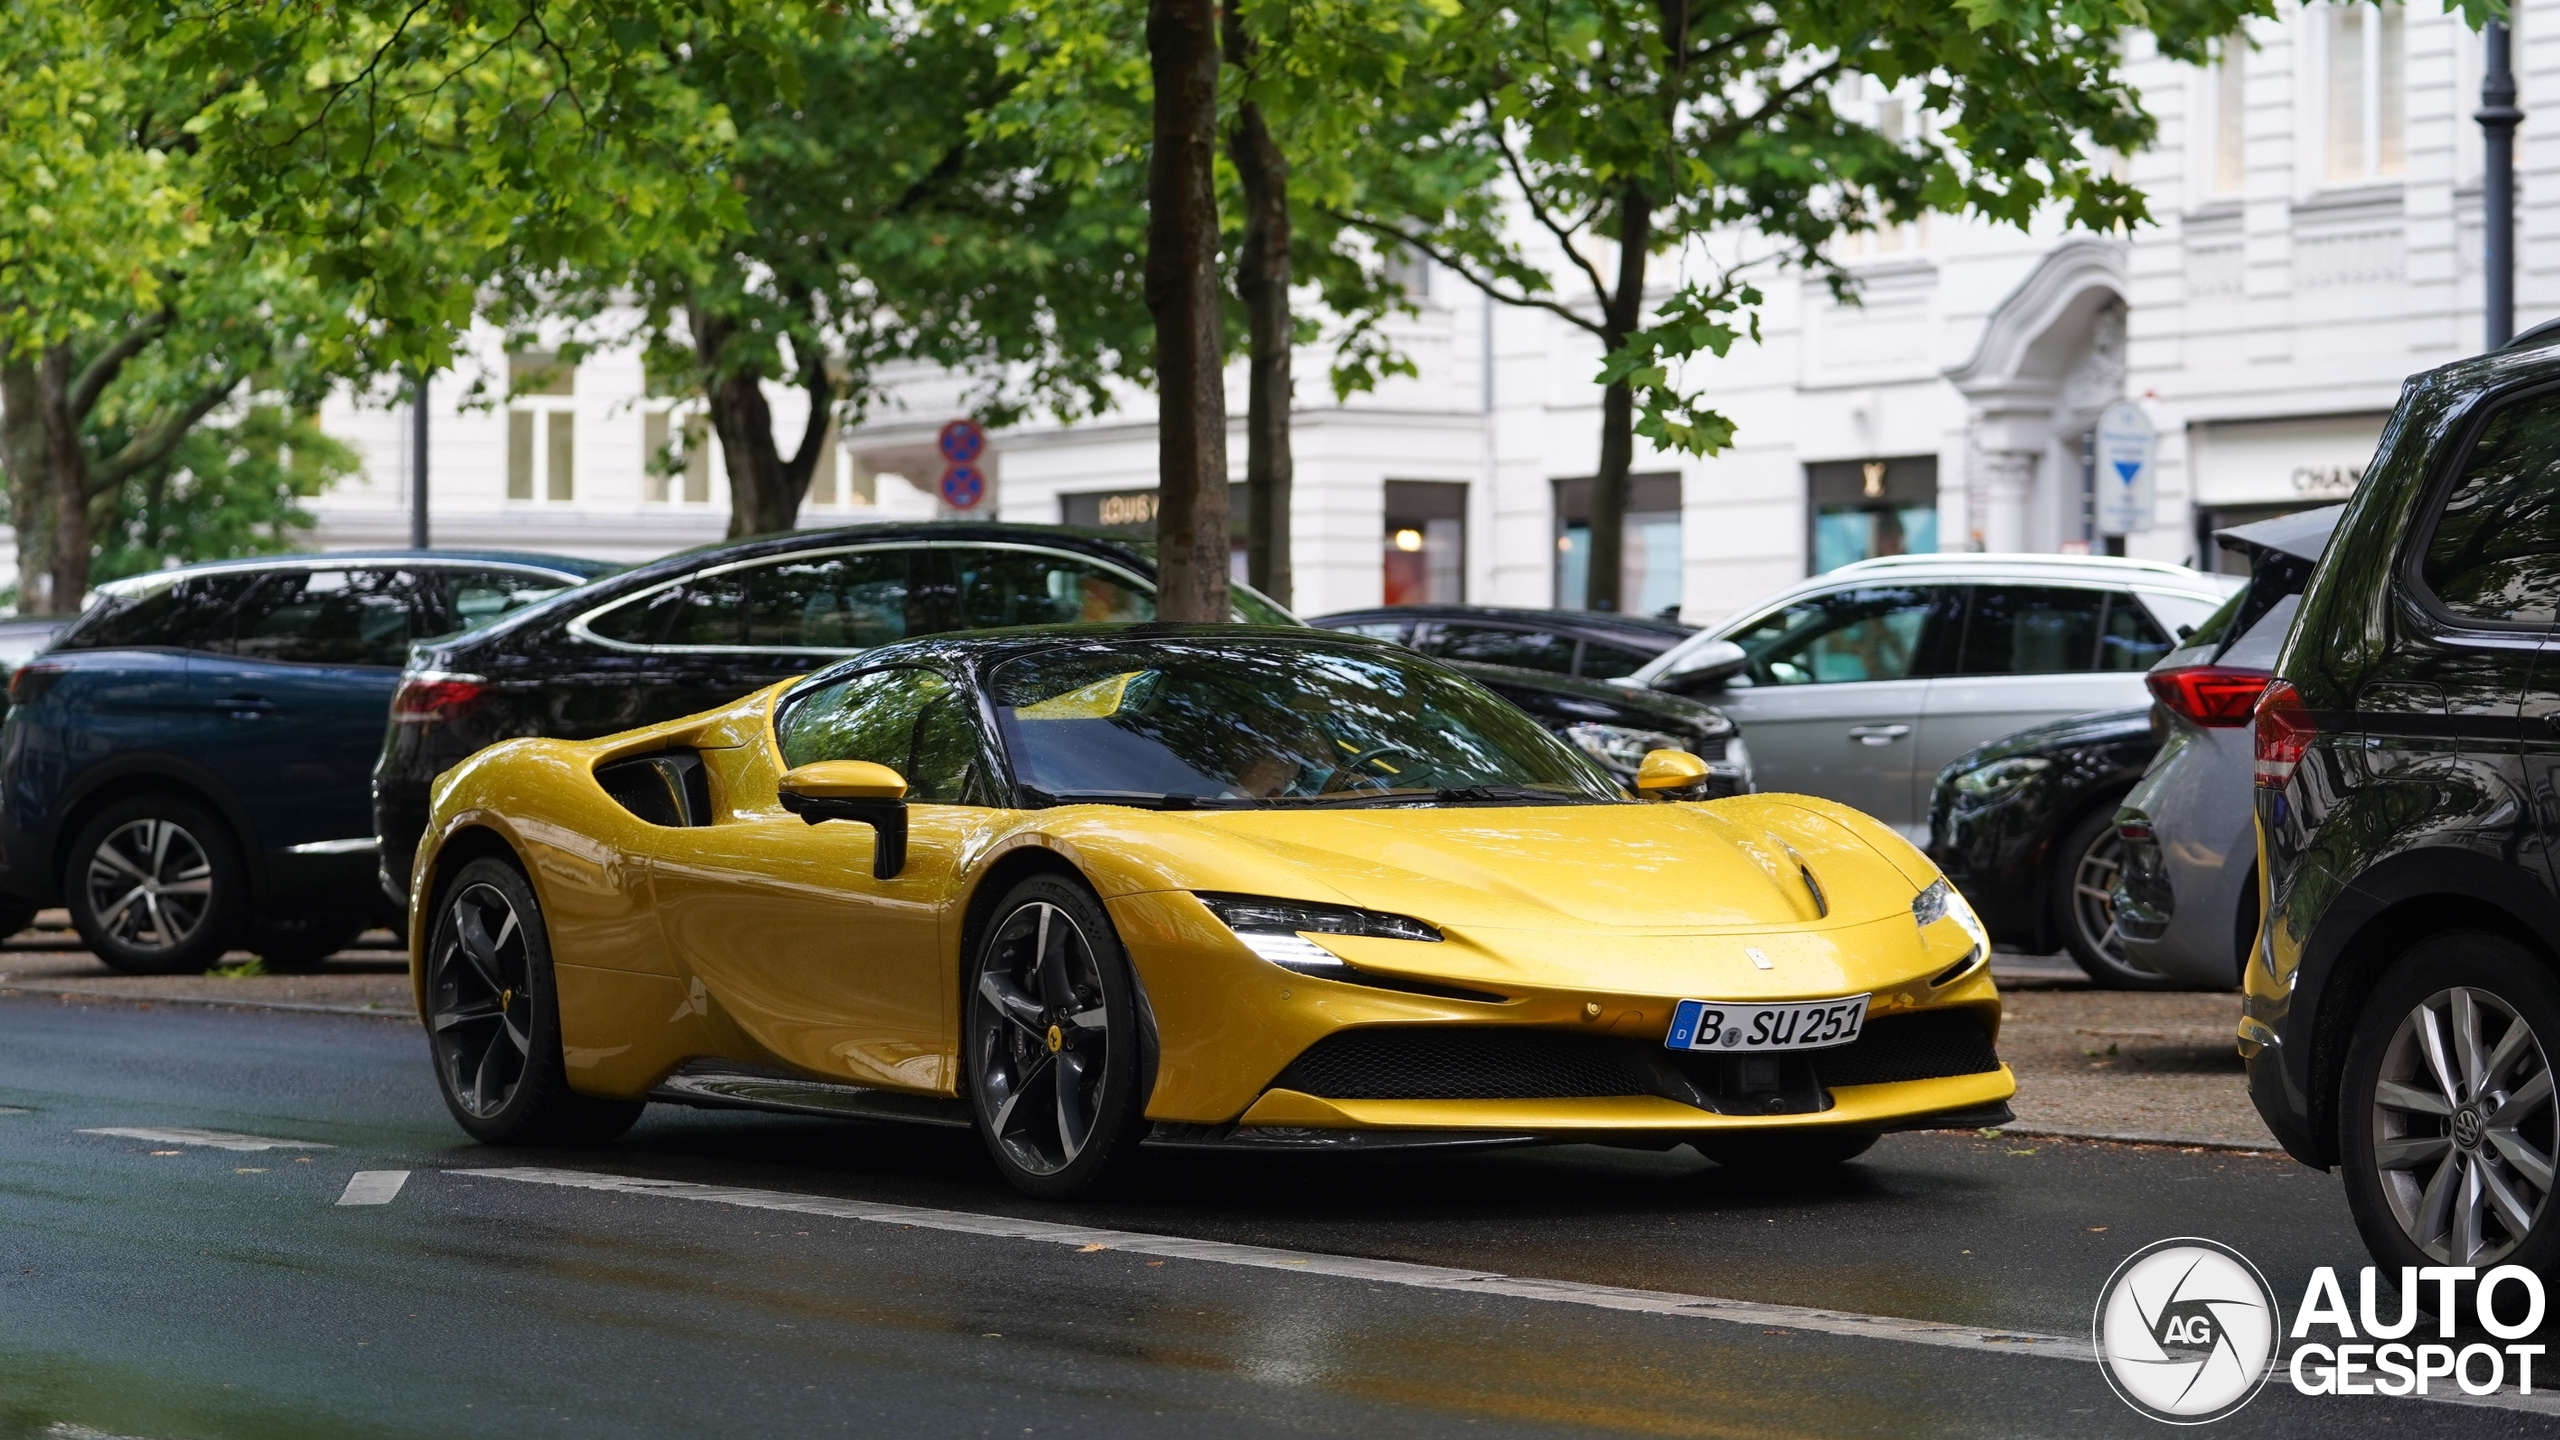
left=2113, top=506, right=2344, bottom=986
left=1626, top=555, right=2238, bottom=842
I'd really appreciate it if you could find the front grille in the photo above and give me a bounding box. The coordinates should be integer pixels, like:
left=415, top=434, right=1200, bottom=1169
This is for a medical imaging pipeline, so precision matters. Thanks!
left=1814, top=1010, right=2002, bottom=1088
left=1267, top=1009, right=2001, bottom=1106
left=1272, top=1028, right=1665, bottom=1100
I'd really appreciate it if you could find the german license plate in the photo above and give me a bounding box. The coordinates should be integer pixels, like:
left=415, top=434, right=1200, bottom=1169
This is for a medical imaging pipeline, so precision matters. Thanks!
left=1667, top=995, right=1869, bottom=1053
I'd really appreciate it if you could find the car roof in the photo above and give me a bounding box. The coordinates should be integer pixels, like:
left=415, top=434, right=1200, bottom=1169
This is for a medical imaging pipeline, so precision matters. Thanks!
left=94, top=549, right=615, bottom=597
left=1817, top=552, right=2233, bottom=591
left=1310, top=604, right=1694, bottom=639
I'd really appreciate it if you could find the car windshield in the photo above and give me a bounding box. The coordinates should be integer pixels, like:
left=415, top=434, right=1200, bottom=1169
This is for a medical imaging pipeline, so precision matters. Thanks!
left=986, top=639, right=1624, bottom=807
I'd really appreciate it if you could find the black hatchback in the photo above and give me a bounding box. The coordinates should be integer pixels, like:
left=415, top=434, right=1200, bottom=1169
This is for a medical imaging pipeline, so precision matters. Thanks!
left=373, top=523, right=1293, bottom=903
left=2251, top=337, right=2560, bottom=1278
left=1311, top=604, right=1693, bottom=680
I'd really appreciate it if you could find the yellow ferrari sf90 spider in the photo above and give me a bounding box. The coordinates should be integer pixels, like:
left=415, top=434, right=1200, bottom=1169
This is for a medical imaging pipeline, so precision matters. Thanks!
left=408, top=626, right=2013, bottom=1196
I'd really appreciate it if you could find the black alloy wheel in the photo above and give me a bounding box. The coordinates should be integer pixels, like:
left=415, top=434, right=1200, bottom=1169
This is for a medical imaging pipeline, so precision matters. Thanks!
left=2052, top=805, right=2179, bottom=990
left=65, top=793, right=246, bottom=975
left=425, top=856, right=642, bottom=1145
left=965, top=874, right=1147, bottom=1197
left=2343, top=933, right=2560, bottom=1275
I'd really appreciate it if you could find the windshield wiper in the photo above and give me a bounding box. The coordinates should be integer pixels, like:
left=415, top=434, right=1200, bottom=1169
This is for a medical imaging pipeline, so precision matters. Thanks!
left=1021, top=788, right=1254, bottom=811
left=1430, top=785, right=1612, bottom=806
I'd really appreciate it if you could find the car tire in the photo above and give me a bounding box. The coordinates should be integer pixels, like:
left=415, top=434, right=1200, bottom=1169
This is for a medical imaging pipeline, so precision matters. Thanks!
left=1693, top=1130, right=1878, bottom=1170
left=249, top=917, right=368, bottom=973
left=2339, top=932, right=2560, bottom=1292
left=964, top=873, right=1149, bottom=1199
left=423, top=857, right=643, bottom=1146
left=2052, top=804, right=2180, bottom=991
left=64, top=793, right=248, bottom=975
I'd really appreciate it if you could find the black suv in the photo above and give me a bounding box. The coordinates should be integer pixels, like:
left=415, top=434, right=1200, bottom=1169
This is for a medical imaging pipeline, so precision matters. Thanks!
left=373, top=523, right=1292, bottom=903
left=2251, top=340, right=2560, bottom=1277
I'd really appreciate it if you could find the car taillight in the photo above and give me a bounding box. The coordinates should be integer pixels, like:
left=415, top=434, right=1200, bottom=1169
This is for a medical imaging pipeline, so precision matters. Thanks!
left=2146, top=665, right=2272, bottom=728
left=2253, top=680, right=2315, bottom=789
left=391, top=671, right=488, bottom=725
left=7, top=662, right=65, bottom=708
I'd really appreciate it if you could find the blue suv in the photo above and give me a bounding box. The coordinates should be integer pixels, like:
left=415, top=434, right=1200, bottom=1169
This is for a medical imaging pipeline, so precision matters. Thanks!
left=0, top=551, right=614, bottom=972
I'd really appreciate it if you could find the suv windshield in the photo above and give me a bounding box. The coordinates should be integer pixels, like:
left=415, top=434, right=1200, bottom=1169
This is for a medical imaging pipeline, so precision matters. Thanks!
left=987, top=640, right=1622, bottom=807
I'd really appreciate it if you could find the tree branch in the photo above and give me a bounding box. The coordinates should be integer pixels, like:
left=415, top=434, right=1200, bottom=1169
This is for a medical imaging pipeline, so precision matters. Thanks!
left=87, top=374, right=244, bottom=494
left=1494, top=131, right=1613, bottom=313
left=67, top=308, right=177, bottom=423
left=1701, top=59, right=1846, bottom=152
left=1320, top=209, right=1604, bottom=337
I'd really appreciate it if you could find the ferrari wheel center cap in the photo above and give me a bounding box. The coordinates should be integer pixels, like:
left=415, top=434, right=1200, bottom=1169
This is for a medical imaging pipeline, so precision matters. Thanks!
left=500, top=988, right=514, bottom=1009
left=1046, top=1023, right=1063, bottom=1054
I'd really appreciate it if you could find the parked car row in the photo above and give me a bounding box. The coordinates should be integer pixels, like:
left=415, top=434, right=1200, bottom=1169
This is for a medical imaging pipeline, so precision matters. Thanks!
left=0, top=520, right=2261, bottom=987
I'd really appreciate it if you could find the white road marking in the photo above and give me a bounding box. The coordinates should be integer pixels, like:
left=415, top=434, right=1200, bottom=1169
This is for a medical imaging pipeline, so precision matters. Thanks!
left=0, top=1106, right=28, bottom=1115
left=337, top=1170, right=410, bottom=1206
left=79, top=1126, right=333, bottom=1153
left=462, top=1166, right=2560, bottom=1417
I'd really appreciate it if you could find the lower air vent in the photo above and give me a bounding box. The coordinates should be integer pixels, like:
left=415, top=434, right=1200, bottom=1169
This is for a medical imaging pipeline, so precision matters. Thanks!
left=1813, top=1010, right=2002, bottom=1088
left=596, top=751, right=711, bottom=827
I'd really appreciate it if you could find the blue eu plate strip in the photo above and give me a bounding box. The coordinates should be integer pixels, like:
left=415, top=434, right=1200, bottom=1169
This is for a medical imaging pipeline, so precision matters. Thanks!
left=1667, top=999, right=1706, bottom=1051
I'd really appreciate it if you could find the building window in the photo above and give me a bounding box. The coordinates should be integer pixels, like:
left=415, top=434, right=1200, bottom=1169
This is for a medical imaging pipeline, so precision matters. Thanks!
left=1062, top=484, right=1250, bottom=579
left=1807, top=457, right=1938, bottom=575
left=1382, top=481, right=1465, bottom=605
left=2326, top=2, right=2405, bottom=183
left=2211, top=40, right=2247, bottom=196
left=506, top=351, right=576, bottom=501
left=642, top=409, right=713, bottom=503
left=1554, top=473, right=1682, bottom=617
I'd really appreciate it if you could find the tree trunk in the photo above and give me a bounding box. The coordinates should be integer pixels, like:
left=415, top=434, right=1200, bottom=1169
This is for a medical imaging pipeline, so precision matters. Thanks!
left=1145, top=0, right=1232, bottom=623
left=1586, top=185, right=1653, bottom=614
left=0, top=360, right=55, bottom=616
left=36, top=345, right=94, bottom=616
left=1224, top=17, right=1292, bottom=610
left=692, top=303, right=833, bottom=539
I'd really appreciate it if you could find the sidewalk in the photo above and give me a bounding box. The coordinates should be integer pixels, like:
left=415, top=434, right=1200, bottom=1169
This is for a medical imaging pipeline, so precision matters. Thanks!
left=0, top=914, right=413, bottom=1017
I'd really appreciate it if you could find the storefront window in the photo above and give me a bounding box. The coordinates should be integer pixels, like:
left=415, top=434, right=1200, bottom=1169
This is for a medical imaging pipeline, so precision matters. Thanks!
left=1807, top=458, right=1938, bottom=575
left=1383, top=481, right=1465, bottom=605
left=1062, top=484, right=1249, bottom=580
left=1554, top=473, right=1682, bottom=616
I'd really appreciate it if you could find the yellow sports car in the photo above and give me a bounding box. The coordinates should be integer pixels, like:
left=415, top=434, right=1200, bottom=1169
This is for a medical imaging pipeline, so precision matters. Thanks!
left=409, top=626, right=2013, bottom=1196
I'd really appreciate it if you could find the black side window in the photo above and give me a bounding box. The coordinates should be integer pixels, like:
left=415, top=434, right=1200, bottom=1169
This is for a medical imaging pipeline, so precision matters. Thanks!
left=2423, top=390, right=2560, bottom=624
left=1577, top=638, right=1655, bottom=678
left=655, top=572, right=753, bottom=647
left=1728, top=586, right=1933, bottom=685
left=56, top=574, right=262, bottom=653
left=585, top=584, right=692, bottom=646
left=437, top=569, right=576, bottom=636
left=1420, top=624, right=1575, bottom=674
left=945, top=547, right=1154, bottom=632
left=228, top=569, right=423, bottom=666
left=2096, top=594, right=2172, bottom=672
left=778, top=666, right=983, bottom=803
left=1951, top=587, right=2107, bottom=675
left=744, top=552, right=914, bottom=649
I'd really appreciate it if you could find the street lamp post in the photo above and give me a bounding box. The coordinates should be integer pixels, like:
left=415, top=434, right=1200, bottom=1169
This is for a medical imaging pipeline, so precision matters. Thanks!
left=410, top=367, right=431, bottom=549
left=2481, top=19, right=2522, bottom=350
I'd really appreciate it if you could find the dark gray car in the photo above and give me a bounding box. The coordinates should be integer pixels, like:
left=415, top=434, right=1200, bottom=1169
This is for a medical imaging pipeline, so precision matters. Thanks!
left=2112, top=505, right=2343, bottom=986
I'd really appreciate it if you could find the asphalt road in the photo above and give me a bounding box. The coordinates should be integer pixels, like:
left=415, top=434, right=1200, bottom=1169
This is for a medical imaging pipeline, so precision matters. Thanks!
left=2, top=995, right=2552, bottom=1439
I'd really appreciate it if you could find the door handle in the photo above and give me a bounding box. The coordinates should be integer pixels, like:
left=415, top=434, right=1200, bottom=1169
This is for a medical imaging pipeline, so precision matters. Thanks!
left=1848, top=724, right=1911, bottom=746
left=220, top=693, right=276, bottom=717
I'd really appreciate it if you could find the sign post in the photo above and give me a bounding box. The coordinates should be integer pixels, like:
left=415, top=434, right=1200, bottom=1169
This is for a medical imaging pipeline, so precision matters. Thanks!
left=936, top=418, right=988, bottom=512
left=2094, top=402, right=2158, bottom=540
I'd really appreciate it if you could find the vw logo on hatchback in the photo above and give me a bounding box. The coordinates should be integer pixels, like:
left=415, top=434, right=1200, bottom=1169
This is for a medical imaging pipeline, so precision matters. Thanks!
left=2093, top=1238, right=2281, bottom=1424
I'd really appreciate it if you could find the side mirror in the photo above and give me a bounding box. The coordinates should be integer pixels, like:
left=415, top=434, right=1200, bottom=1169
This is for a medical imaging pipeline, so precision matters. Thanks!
left=1655, top=639, right=1748, bottom=693
left=777, top=761, right=909, bottom=879
left=1635, top=748, right=1713, bottom=799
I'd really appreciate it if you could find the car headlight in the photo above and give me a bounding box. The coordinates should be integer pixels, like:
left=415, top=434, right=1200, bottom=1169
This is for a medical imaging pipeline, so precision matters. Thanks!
left=1562, top=722, right=1689, bottom=777
left=1912, top=877, right=1990, bottom=958
left=1950, top=756, right=2050, bottom=800
left=1195, top=892, right=1441, bottom=976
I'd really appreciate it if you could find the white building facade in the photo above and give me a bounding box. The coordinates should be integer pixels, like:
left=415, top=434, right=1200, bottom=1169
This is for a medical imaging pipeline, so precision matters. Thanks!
left=298, top=1, right=2532, bottom=625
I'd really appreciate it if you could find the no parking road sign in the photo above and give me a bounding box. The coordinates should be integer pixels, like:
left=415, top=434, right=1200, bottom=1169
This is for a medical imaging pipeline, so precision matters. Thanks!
left=937, top=418, right=988, bottom=510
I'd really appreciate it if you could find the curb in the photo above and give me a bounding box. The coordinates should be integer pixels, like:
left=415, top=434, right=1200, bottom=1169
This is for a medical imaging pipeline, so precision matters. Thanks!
left=0, top=982, right=412, bottom=1020
left=1995, top=1123, right=2285, bottom=1154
